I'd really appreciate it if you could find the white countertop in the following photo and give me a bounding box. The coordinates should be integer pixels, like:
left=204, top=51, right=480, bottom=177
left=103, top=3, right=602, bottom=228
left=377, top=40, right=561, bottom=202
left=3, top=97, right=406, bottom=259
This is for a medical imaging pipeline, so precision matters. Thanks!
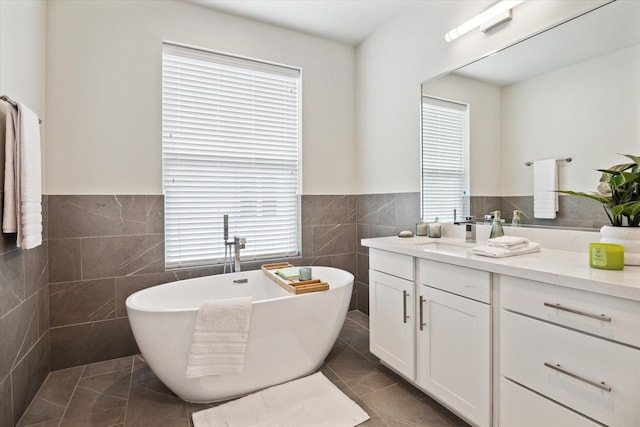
left=362, top=235, right=640, bottom=302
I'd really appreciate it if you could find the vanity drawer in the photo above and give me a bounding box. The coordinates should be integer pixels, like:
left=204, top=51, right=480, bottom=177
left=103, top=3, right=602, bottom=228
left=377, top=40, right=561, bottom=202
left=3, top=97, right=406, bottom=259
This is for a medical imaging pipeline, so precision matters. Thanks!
left=501, top=310, right=640, bottom=426
left=500, top=378, right=599, bottom=427
left=500, top=275, right=640, bottom=348
left=370, top=248, right=414, bottom=281
left=418, top=259, right=490, bottom=303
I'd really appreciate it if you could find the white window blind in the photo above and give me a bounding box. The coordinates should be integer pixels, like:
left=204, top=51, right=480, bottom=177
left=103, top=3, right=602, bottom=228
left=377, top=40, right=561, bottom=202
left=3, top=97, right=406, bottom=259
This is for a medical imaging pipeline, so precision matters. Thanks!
left=162, top=43, right=301, bottom=269
left=421, top=96, right=468, bottom=223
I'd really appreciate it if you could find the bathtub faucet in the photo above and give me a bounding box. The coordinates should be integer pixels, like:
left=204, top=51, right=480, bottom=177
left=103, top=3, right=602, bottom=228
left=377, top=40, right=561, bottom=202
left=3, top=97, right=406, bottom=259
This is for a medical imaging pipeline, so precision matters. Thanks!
left=233, top=235, right=246, bottom=272
left=223, top=215, right=246, bottom=273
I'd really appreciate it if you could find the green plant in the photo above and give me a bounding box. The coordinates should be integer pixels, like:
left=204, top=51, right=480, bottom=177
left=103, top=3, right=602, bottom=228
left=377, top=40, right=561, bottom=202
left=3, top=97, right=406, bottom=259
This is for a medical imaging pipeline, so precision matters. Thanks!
left=558, top=154, right=640, bottom=226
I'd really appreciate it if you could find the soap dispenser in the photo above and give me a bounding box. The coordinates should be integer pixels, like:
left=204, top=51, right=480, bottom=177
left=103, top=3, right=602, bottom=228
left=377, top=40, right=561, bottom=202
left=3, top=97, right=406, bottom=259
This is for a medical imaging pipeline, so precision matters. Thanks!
left=511, top=210, right=521, bottom=226
left=490, top=210, right=504, bottom=239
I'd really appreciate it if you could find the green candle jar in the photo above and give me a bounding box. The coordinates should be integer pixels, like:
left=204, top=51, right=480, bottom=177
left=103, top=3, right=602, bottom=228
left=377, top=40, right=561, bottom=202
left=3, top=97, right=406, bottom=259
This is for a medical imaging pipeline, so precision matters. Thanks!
left=589, top=243, right=624, bottom=270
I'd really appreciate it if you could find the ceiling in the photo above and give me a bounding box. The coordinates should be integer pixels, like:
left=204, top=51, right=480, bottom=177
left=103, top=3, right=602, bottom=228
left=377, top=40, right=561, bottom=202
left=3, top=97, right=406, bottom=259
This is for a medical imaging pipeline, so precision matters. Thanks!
left=184, top=0, right=419, bottom=45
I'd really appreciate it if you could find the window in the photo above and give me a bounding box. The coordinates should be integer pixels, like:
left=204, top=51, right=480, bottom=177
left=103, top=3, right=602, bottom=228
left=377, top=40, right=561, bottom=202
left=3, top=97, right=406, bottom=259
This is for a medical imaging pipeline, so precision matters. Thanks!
left=421, top=96, right=469, bottom=223
left=162, top=43, right=301, bottom=269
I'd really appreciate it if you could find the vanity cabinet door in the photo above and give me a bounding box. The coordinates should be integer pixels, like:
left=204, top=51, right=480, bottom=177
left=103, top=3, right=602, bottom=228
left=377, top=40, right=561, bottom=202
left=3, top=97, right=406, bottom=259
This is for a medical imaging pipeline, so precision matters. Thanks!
left=369, top=269, right=415, bottom=380
left=416, top=285, right=491, bottom=427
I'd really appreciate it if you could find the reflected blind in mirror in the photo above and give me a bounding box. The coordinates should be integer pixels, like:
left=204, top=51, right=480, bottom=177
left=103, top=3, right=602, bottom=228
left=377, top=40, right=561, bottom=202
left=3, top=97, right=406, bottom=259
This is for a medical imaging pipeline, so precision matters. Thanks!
left=421, top=96, right=468, bottom=223
left=162, top=43, right=301, bottom=269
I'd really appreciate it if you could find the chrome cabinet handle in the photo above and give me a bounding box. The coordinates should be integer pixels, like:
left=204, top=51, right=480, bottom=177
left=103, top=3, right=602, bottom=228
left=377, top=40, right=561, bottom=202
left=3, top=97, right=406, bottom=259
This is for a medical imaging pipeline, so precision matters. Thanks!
left=419, top=296, right=426, bottom=331
left=544, top=362, right=612, bottom=392
left=403, top=290, right=410, bottom=323
left=543, top=302, right=611, bottom=322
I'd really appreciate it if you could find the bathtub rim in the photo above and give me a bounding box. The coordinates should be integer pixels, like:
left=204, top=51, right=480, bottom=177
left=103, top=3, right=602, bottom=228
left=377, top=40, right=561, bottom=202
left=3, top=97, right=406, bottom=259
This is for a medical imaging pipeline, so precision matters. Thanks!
left=125, top=266, right=354, bottom=314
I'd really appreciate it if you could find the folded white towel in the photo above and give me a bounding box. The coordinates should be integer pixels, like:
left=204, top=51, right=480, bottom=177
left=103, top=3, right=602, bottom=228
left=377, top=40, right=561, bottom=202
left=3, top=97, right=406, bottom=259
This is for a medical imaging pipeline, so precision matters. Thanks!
left=472, top=242, right=541, bottom=258
left=533, top=159, right=558, bottom=219
left=186, top=297, right=252, bottom=378
left=488, top=236, right=530, bottom=248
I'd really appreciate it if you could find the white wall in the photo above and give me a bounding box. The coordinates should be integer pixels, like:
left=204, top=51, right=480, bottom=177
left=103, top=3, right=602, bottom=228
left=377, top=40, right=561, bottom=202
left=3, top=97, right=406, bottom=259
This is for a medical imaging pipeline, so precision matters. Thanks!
left=355, top=0, right=609, bottom=194
left=0, top=0, right=46, bottom=189
left=45, top=0, right=355, bottom=195
left=502, top=44, right=640, bottom=195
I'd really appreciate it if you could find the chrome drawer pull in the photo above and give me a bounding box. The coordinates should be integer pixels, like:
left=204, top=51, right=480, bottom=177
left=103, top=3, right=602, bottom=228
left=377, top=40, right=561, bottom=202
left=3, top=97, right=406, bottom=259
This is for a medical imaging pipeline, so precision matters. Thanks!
left=403, top=290, right=410, bottom=323
left=419, top=296, right=426, bottom=331
left=544, top=362, right=612, bottom=392
left=543, top=302, right=611, bottom=322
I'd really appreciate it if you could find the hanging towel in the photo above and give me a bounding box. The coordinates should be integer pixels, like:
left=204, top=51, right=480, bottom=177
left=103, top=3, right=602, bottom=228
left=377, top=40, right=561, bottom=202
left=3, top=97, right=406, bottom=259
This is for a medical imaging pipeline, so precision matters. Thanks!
left=1, top=100, right=18, bottom=234
left=533, top=159, right=558, bottom=219
left=186, top=296, right=252, bottom=378
left=2, top=99, right=42, bottom=249
left=16, top=101, right=42, bottom=249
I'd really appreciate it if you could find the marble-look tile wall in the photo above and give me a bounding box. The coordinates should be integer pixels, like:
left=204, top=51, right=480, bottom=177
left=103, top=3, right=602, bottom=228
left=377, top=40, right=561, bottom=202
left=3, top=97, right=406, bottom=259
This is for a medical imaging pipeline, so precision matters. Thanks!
left=0, top=196, right=50, bottom=427
left=47, top=194, right=359, bottom=370
left=470, top=195, right=608, bottom=229
left=45, top=192, right=606, bottom=372
left=355, top=193, right=421, bottom=314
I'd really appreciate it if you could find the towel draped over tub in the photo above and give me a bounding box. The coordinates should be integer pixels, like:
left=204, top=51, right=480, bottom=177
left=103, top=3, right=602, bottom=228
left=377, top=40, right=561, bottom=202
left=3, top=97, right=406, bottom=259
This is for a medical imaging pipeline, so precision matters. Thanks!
left=186, top=296, right=252, bottom=378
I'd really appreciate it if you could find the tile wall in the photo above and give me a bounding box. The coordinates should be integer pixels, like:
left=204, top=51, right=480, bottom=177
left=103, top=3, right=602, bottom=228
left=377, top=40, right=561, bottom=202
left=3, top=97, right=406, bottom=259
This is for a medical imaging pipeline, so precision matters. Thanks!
left=0, top=196, right=50, bottom=427
left=3, top=191, right=607, bottom=425
left=47, top=195, right=361, bottom=370
left=355, top=193, right=421, bottom=314
left=463, top=195, right=609, bottom=229
left=46, top=192, right=606, bottom=371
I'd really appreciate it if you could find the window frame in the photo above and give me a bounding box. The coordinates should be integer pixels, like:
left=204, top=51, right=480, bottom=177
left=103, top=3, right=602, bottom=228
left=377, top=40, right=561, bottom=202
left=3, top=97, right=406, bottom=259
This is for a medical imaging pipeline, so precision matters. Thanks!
left=162, top=42, right=302, bottom=269
left=420, top=95, right=470, bottom=223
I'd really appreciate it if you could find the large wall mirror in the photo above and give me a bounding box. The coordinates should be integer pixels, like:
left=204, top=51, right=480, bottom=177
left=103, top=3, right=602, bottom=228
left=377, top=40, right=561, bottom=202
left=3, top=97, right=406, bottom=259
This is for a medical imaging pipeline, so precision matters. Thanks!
left=421, top=1, right=640, bottom=229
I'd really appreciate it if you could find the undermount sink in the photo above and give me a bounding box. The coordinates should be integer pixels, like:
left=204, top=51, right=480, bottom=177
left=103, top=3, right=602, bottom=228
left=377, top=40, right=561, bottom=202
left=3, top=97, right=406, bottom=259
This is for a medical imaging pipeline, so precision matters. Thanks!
left=414, top=240, right=476, bottom=255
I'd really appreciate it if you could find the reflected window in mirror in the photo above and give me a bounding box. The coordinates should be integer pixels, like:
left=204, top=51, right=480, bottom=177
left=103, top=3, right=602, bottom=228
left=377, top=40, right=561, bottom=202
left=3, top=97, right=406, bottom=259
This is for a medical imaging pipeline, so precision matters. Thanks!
left=421, top=96, right=469, bottom=223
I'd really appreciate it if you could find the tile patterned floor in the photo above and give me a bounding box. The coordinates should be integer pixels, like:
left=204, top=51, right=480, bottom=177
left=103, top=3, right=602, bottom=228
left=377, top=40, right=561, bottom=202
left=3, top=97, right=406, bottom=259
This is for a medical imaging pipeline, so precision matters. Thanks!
left=17, top=311, right=470, bottom=427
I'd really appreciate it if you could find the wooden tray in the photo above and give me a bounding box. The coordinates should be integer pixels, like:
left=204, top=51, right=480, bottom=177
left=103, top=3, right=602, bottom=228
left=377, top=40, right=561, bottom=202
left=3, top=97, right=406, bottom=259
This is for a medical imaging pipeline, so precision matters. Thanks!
left=261, top=263, right=329, bottom=295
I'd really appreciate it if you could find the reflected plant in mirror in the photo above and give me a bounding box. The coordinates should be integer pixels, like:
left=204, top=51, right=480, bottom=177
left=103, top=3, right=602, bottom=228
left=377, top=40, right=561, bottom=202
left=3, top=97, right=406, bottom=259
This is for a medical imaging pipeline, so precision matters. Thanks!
left=558, top=154, right=640, bottom=227
left=420, top=1, right=640, bottom=230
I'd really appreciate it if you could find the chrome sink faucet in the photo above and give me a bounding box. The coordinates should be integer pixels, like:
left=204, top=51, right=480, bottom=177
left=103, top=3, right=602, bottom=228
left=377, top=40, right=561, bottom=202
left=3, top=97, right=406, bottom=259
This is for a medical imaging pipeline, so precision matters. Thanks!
left=454, top=211, right=476, bottom=243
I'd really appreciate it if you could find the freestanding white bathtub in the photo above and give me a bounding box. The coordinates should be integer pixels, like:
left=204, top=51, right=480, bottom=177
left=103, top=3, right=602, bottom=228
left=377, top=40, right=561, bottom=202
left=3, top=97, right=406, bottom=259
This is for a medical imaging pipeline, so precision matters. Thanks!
left=126, top=266, right=353, bottom=403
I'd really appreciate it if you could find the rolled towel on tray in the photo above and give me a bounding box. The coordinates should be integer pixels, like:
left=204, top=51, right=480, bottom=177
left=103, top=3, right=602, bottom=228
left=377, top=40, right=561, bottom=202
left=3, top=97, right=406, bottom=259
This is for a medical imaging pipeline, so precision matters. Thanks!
left=472, top=242, right=541, bottom=258
left=186, top=296, right=252, bottom=378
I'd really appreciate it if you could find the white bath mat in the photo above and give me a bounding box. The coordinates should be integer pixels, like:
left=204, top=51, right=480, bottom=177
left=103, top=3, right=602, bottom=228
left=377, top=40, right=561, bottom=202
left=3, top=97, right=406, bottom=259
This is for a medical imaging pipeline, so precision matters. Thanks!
left=192, top=372, right=370, bottom=427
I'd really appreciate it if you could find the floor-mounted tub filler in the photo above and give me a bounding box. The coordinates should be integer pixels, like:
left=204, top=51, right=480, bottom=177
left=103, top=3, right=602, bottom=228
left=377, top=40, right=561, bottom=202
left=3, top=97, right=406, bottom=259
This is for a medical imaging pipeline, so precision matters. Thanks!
left=126, top=266, right=354, bottom=403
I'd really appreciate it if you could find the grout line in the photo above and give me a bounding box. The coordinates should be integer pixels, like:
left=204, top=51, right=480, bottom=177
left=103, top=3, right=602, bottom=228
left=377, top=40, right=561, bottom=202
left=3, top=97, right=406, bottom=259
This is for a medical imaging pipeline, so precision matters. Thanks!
left=57, top=364, right=86, bottom=426
left=120, top=356, right=136, bottom=427
left=49, top=317, right=123, bottom=329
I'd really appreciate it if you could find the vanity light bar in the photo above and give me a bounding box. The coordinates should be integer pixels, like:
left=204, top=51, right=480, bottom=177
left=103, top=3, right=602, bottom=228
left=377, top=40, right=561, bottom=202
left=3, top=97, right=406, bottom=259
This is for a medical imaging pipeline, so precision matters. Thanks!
left=445, top=0, right=524, bottom=42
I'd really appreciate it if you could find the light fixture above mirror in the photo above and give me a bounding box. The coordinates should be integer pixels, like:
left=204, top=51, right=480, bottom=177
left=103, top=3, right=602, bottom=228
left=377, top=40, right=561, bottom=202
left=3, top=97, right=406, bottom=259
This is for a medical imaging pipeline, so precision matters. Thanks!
left=444, top=0, right=525, bottom=42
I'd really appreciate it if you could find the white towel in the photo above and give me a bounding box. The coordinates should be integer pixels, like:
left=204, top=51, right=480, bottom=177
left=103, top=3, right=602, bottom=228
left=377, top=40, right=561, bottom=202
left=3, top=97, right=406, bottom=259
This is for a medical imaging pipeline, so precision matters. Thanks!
left=2, top=99, right=42, bottom=249
left=472, top=242, right=541, bottom=258
left=488, top=235, right=530, bottom=250
left=533, top=159, right=558, bottom=219
left=186, top=296, right=252, bottom=378
left=1, top=100, right=18, bottom=234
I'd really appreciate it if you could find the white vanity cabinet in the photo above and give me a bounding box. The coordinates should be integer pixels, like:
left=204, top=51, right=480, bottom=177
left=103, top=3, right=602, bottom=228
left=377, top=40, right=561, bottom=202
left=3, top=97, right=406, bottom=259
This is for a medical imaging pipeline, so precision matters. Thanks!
left=499, top=275, right=640, bottom=427
left=416, top=259, right=492, bottom=427
left=369, top=248, right=415, bottom=379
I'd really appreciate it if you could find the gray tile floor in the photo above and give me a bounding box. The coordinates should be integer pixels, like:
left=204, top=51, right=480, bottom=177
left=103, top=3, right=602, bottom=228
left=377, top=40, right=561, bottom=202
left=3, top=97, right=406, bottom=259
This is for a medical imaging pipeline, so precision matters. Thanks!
left=17, top=311, right=470, bottom=427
